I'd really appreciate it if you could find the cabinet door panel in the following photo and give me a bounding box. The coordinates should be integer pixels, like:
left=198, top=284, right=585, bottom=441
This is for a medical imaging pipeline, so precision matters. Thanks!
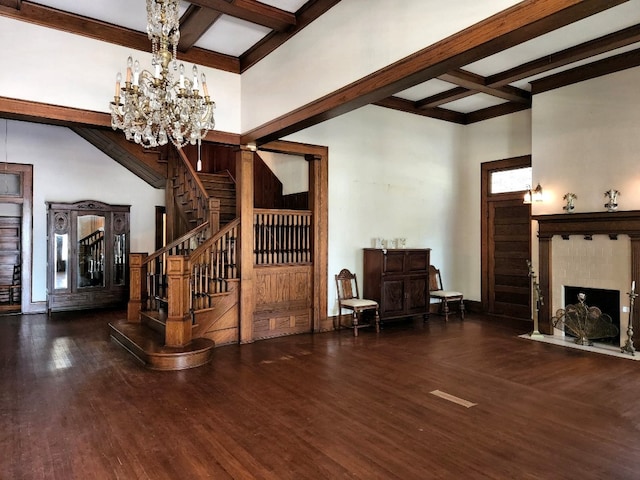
left=407, top=276, right=428, bottom=313
left=383, top=252, right=405, bottom=274
left=406, top=251, right=428, bottom=273
left=382, top=279, right=405, bottom=316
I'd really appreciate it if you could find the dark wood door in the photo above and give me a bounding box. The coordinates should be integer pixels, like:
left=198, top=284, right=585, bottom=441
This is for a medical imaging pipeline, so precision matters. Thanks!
left=487, top=199, right=530, bottom=318
left=0, top=216, right=21, bottom=310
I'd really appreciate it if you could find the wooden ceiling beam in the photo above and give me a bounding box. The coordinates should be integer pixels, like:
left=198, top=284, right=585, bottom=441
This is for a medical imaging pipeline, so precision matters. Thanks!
left=178, top=4, right=223, bottom=52
left=240, top=0, right=341, bottom=72
left=438, top=69, right=531, bottom=103
left=415, top=87, right=473, bottom=109
left=0, top=1, right=240, bottom=73
left=0, top=0, right=20, bottom=8
left=242, top=0, right=624, bottom=144
left=374, top=97, right=466, bottom=124
left=0, top=96, right=111, bottom=128
left=487, top=22, right=640, bottom=87
left=530, top=47, right=640, bottom=94
left=464, top=102, right=531, bottom=124
left=0, top=96, right=241, bottom=145
left=188, top=0, right=295, bottom=31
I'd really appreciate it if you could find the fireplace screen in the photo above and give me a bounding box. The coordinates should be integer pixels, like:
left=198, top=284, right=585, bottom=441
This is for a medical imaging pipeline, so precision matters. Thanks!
left=552, top=289, right=619, bottom=346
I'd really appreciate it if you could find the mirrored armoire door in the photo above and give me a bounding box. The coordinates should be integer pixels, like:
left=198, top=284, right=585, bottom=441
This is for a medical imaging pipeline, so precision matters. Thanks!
left=47, top=200, right=130, bottom=314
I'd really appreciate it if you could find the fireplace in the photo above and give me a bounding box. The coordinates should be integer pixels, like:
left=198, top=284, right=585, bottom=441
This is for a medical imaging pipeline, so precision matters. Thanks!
left=532, top=211, right=640, bottom=345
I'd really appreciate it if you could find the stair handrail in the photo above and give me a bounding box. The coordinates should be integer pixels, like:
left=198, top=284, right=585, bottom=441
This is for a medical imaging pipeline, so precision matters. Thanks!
left=143, top=221, right=211, bottom=267
left=176, top=147, right=209, bottom=219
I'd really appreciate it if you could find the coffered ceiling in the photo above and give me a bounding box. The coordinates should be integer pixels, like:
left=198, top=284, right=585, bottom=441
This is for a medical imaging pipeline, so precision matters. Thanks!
left=1, top=0, right=640, bottom=136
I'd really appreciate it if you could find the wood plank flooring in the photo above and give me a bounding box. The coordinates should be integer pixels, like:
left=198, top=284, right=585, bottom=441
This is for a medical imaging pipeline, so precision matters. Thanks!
left=3, top=310, right=640, bottom=479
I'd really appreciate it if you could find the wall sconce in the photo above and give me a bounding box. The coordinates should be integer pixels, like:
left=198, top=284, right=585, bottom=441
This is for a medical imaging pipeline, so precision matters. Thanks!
left=523, top=183, right=543, bottom=204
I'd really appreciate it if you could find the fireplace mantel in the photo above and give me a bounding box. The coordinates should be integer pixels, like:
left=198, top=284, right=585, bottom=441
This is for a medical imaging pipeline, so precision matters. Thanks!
left=533, top=210, right=640, bottom=239
left=532, top=210, right=640, bottom=338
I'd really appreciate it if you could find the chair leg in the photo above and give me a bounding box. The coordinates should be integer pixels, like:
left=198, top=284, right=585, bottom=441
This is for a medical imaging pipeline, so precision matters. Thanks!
left=460, top=299, right=465, bottom=320
left=352, top=311, right=359, bottom=337
left=442, top=299, right=450, bottom=322
left=374, top=308, right=380, bottom=333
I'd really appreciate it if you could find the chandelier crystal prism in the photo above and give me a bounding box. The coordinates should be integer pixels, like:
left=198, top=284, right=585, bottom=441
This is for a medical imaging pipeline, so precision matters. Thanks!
left=110, top=0, right=215, bottom=149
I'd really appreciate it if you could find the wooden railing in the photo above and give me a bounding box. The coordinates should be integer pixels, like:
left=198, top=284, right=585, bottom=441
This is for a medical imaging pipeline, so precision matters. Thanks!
left=188, top=219, right=239, bottom=312
left=172, top=148, right=210, bottom=233
left=254, top=209, right=312, bottom=265
left=140, top=222, right=211, bottom=312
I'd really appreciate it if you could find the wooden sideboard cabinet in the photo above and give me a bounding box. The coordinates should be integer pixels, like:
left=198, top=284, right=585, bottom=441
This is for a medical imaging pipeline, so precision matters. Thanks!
left=363, top=248, right=431, bottom=322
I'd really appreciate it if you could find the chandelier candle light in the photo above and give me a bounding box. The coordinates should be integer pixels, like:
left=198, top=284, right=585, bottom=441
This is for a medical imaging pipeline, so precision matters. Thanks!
left=110, top=0, right=215, bottom=149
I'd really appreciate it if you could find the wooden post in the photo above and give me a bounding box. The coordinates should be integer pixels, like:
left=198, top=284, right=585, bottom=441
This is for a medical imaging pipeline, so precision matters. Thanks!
left=165, top=255, right=192, bottom=347
left=208, top=197, right=221, bottom=234
left=127, top=253, right=147, bottom=322
left=307, top=152, right=328, bottom=332
left=237, top=146, right=255, bottom=344
left=537, top=235, right=552, bottom=334
left=631, top=235, right=640, bottom=340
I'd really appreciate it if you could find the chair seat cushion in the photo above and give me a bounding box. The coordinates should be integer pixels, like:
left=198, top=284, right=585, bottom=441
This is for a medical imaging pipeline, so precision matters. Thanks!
left=431, top=290, right=463, bottom=298
left=341, top=298, right=378, bottom=309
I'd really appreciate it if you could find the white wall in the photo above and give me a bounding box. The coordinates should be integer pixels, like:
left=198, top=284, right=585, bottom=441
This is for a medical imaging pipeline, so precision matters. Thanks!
left=532, top=67, right=640, bottom=215
left=461, top=110, right=532, bottom=300
left=285, top=104, right=464, bottom=315
left=241, top=0, right=520, bottom=132
left=0, top=17, right=242, bottom=134
left=258, top=151, right=308, bottom=195
left=1, top=119, right=165, bottom=303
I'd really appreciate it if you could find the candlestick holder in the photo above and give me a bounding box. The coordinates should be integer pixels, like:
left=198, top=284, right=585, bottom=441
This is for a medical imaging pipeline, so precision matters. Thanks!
left=621, top=285, right=637, bottom=356
left=527, top=260, right=545, bottom=339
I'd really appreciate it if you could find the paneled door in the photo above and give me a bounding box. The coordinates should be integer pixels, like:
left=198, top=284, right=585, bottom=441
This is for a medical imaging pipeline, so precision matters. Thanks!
left=481, top=156, right=531, bottom=321
left=487, top=200, right=531, bottom=318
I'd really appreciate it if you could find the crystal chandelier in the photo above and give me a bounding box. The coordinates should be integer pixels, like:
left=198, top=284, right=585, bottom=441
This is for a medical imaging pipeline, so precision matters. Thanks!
left=110, top=0, right=215, bottom=149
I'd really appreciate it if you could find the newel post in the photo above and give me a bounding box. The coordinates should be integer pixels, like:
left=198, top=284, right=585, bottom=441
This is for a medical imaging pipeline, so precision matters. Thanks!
left=165, top=255, right=192, bottom=347
left=208, top=198, right=221, bottom=235
left=127, top=253, right=147, bottom=322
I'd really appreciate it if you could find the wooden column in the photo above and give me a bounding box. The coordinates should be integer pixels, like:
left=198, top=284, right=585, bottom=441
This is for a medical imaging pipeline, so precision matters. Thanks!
left=237, top=146, right=255, bottom=344
left=307, top=151, right=328, bottom=332
left=165, top=255, right=192, bottom=347
left=631, top=235, right=640, bottom=340
left=537, top=235, right=552, bottom=334
left=127, top=253, right=147, bottom=322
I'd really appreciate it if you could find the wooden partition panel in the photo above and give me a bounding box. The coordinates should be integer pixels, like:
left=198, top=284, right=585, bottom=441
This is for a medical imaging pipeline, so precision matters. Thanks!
left=253, top=265, right=312, bottom=340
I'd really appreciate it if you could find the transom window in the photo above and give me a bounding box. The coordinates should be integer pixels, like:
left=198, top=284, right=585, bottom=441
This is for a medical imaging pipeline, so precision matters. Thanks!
left=490, top=167, right=532, bottom=194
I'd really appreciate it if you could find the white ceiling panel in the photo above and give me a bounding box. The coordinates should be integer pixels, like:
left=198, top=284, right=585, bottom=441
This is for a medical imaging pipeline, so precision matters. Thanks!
left=442, top=94, right=507, bottom=114
left=194, top=15, right=272, bottom=57
left=395, top=79, right=456, bottom=102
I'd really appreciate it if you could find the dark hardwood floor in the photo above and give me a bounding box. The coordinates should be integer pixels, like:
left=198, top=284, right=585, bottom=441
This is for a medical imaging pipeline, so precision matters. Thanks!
left=3, top=310, right=640, bottom=479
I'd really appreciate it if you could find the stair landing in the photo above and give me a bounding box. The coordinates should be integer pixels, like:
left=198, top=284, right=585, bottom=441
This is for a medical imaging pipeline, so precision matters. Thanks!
left=109, top=320, right=214, bottom=371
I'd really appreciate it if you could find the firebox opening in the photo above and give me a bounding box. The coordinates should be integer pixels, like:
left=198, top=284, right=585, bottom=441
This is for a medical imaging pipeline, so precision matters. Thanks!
left=563, top=286, right=620, bottom=345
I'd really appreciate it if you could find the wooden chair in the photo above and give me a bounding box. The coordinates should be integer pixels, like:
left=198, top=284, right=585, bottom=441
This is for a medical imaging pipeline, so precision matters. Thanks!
left=335, top=268, right=380, bottom=336
left=429, top=265, right=464, bottom=322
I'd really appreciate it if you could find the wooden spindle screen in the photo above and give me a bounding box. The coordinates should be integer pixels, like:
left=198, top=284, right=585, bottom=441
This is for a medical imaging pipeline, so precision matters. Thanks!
left=253, top=209, right=312, bottom=265
left=189, top=220, right=239, bottom=312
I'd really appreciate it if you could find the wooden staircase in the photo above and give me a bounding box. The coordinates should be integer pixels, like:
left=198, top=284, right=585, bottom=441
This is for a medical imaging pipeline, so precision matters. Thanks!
left=110, top=149, right=240, bottom=370
left=198, top=172, right=236, bottom=225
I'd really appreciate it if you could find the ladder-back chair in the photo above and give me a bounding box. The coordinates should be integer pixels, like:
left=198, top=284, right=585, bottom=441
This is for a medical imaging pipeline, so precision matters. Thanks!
left=429, top=265, right=464, bottom=322
left=335, top=268, right=380, bottom=336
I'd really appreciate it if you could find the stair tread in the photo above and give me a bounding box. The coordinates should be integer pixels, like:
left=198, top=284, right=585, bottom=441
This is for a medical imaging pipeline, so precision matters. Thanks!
left=109, top=320, right=215, bottom=370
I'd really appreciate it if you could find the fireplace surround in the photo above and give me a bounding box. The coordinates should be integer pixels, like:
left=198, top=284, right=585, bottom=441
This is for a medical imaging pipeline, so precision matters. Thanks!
left=532, top=211, right=640, bottom=339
